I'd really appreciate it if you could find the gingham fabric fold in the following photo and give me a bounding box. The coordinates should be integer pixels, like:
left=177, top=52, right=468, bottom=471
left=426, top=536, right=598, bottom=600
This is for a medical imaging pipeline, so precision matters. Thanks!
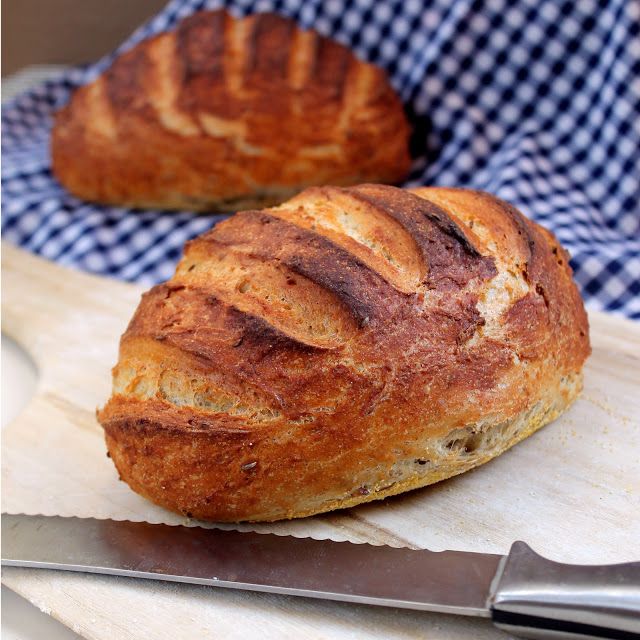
left=2, top=0, right=639, bottom=317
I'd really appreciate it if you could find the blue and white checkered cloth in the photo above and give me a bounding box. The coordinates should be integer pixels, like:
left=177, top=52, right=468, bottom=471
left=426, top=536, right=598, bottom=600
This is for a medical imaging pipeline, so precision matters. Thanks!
left=2, top=0, right=639, bottom=318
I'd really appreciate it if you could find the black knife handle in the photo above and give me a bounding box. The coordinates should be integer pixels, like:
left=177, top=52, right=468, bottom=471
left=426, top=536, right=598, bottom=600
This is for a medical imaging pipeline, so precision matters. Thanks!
left=490, top=542, right=640, bottom=640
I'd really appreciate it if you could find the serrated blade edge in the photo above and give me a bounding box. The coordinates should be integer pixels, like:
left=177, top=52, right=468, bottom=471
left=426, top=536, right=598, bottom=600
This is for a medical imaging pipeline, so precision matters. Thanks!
left=1, top=514, right=502, bottom=617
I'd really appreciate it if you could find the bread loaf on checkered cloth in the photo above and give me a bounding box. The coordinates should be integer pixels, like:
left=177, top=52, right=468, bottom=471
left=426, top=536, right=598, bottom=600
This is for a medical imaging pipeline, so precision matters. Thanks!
left=51, top=9, right=410, bottom=212
left=98, top=184, right=590, bottom=522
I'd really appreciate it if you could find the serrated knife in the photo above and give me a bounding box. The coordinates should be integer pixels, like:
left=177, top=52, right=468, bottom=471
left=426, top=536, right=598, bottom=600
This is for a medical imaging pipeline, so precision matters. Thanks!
left=2, top=514, right=639, bottom=639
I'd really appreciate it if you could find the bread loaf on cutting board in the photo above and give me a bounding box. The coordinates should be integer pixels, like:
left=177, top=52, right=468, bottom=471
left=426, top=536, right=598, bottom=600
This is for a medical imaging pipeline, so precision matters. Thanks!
left=98, top=184, right=590, bottom=522
left=51, top=10, right=410, bottom=212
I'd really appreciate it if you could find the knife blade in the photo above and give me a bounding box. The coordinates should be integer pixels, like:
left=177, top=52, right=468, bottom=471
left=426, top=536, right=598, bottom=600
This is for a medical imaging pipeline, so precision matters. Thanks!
left=2, top=514, right=639, bottom=639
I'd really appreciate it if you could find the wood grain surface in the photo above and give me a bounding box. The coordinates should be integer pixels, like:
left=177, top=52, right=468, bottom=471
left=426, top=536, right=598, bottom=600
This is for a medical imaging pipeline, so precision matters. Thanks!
left=2, top=242, right=639, bottom=639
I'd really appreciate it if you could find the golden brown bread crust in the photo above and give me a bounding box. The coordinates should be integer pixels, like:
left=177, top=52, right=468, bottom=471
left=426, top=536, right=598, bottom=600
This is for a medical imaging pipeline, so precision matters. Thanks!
left=98, top=185, right=590, bottom=522
left=51, top=10, right=411, bottom=212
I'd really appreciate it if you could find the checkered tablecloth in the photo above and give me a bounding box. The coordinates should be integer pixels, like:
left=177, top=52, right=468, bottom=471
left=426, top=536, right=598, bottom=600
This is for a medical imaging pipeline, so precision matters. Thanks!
left=2, top=0, right=639, bottom=318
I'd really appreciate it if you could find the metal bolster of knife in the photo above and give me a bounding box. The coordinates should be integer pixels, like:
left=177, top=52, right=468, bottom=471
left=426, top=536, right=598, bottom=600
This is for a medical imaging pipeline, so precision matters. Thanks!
left=488, top=541, right=640, bottom=640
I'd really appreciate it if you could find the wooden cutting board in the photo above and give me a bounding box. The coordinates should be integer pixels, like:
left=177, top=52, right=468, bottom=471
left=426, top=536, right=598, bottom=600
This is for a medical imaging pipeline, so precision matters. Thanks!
left=2, top=242, right=639, bottom=640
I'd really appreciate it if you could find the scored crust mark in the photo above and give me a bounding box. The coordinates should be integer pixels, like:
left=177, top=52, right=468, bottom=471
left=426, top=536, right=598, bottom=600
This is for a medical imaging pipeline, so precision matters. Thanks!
left=288, top=28, right=317, bottom=91
left=121, top=281, right=348, bottom=414
left=173, top=10, right=348, bottom=128
left=176, top=237, right=360, bottom=348
left=346, top=61, right=374, bottom=100
left=411, top=187, right=590, bottom=368
left=114, top=341, right=283, bottom=424
left=224, top=12, right=254, bottom=99
left=270, top=186, right=425, bottom=293
left=313, top=36, right=351, bottom=100
left=424, top=190, right=556, bottom=300
left=120, top=282, right=361, bottom=419
left=126, top=282, right=330, bottom=357
left=105, top=47, right=151, bottom=114
left=408, top=187, right=535, bottom=344
left=473, top=193, right=575, bottom=334
left=176, top=9, right=226, bottom=81
left=82, top=78, right=118, bottom=140
left=347, top=185, right=497, bottom=289
left=416, top=187, right=537, bottom=278
left=102, top=396, right=258, bottom=437
left=409, top=187, right=531, bottom=326
left=146, top=35, right=201, bottom=136
left=176, top=10, right=236, bottom=120
left=208, top=210, right=403, bottom=327
left=476, top=191, right=539, bottom=281
left=245, top=13, right=295, bottom=81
